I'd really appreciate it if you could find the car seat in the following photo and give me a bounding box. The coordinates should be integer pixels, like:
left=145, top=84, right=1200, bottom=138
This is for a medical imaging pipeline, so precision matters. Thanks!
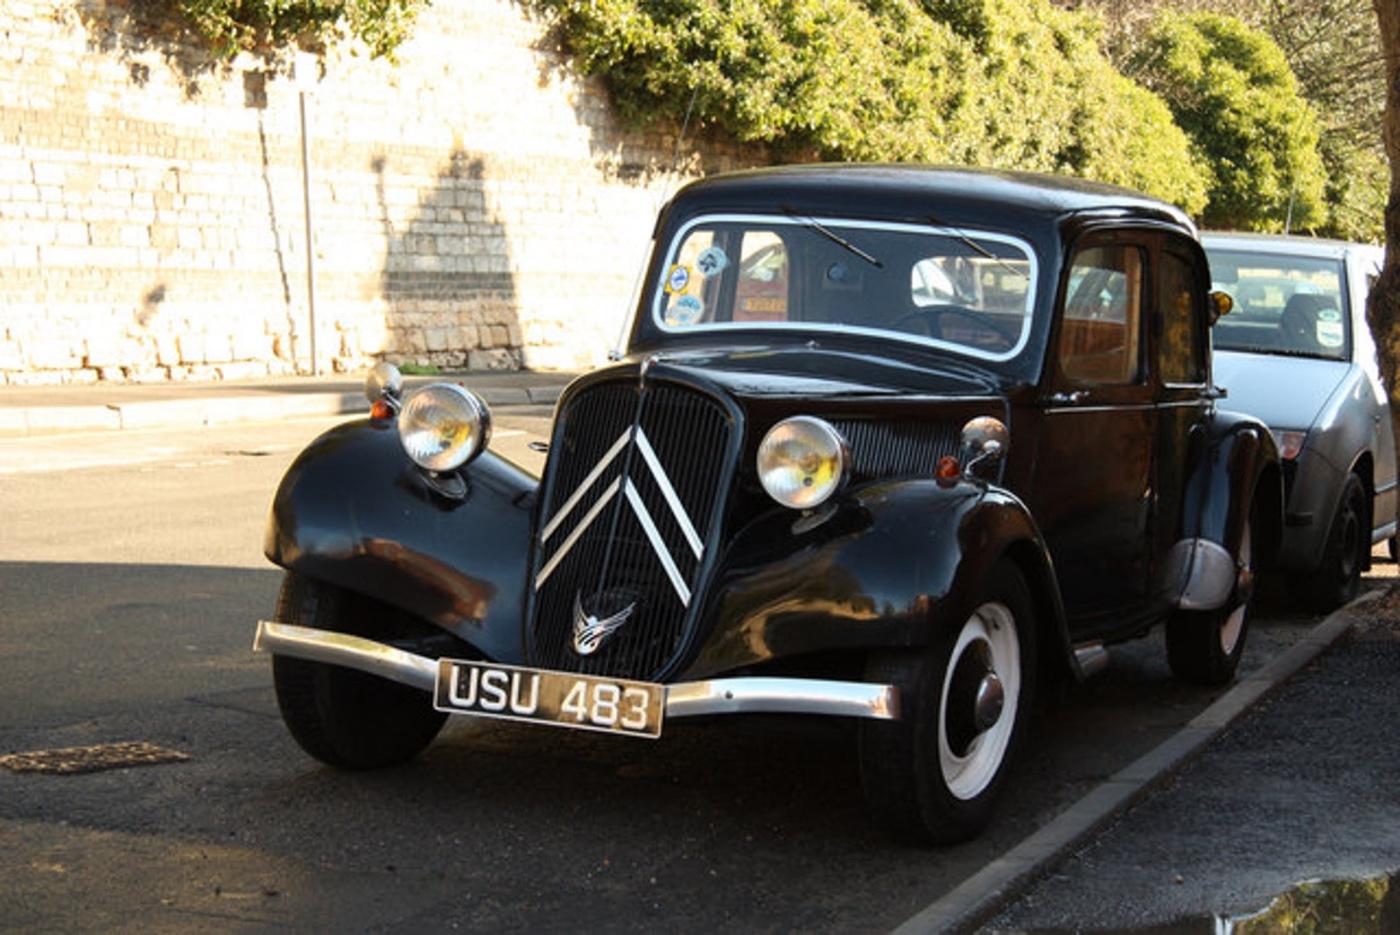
left=1278, top=293, right=1333, bottom=353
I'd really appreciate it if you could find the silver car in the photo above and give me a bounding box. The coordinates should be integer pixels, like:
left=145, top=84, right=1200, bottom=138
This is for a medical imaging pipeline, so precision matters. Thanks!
left=1205, top=232, right=1396, bottom=611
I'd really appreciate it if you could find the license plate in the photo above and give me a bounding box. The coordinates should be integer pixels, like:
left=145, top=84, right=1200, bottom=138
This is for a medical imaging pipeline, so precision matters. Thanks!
left=433, top=659, right=664, bottom=739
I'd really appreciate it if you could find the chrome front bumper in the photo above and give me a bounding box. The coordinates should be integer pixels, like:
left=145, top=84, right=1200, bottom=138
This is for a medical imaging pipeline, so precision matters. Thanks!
left=253, top=621, right=900, bottom=721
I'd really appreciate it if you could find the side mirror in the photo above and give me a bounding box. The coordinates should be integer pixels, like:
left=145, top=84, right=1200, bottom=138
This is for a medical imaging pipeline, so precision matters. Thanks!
left=1208, top=291, right=1233, bottom=326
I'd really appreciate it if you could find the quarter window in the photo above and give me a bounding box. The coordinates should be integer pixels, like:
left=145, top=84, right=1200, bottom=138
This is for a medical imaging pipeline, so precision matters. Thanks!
left=1059, top=244, right=1145, bottom=384
left=1158, top=250, right=1205, bottom=384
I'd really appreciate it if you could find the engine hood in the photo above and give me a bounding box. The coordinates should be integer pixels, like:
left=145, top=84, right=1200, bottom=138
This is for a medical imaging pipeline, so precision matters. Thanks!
left=619, top=345, right=1004, bottom=403
left=1213, top=350, right=1349, bottom=430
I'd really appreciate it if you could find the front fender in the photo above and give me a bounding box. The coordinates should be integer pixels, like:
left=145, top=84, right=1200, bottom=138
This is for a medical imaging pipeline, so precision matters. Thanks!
left=680, top=478, right=1071, bottom=680
left=264, top=419, right=538, bottom=663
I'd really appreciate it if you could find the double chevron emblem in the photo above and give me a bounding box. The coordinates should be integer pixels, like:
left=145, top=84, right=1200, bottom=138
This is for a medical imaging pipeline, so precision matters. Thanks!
left=571, top=593, right=635, bottom=656
left=536, top=427, right=704, bottom=655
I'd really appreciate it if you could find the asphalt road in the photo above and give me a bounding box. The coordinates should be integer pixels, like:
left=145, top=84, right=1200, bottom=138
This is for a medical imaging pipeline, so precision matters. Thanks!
left=0, top=412, right=1365, bottom=932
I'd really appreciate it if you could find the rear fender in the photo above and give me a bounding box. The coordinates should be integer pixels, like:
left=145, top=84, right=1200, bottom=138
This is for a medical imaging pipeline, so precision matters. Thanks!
left=264, top=419, right=538, bottom=663
left=1170, top=410, right=1282, bottom=607
left=682, top=478, right=1075, bottom=680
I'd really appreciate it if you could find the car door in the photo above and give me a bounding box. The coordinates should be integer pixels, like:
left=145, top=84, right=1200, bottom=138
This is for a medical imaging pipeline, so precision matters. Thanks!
left=1152, top=236, right=1212, bottom=601
left=1030, top=234, right=1155, bottom=630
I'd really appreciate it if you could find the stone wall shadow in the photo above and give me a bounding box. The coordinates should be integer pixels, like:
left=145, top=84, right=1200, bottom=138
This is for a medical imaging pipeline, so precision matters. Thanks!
left=373, top=150, right=522, bottom=370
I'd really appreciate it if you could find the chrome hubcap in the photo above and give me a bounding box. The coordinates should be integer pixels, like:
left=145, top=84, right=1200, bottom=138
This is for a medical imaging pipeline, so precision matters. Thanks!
left=973, top=671, right=1004, bottom=732
left=938, top=602, right=1020, bottom=801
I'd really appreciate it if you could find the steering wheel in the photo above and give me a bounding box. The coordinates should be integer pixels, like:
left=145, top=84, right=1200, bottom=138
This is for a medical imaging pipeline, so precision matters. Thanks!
left=892, top=305, right=1018, bottom=349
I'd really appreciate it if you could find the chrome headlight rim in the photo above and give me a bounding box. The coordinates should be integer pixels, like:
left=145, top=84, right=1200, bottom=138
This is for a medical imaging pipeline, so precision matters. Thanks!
left=397, top=383, right=492, bottom=472
left=756, top=415, right=849, bottom=510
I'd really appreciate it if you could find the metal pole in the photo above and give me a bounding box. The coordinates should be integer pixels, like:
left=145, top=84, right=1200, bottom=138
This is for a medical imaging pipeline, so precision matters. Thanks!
left=299, top=90, right=318, bottom=376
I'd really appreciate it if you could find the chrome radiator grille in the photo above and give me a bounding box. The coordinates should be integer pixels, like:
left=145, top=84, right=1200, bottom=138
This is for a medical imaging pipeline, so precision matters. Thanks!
left=528, top=380, right=733, bottom=680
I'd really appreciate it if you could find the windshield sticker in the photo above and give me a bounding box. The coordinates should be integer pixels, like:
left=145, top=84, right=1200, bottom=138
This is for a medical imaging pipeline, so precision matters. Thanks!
left=666, top=295, right=704, bottom=327
left=1317, top=320, right=1344, bottom=348
left=665, top=264, right=692, bottom=295
left=696, top=246, right=729, bottom=277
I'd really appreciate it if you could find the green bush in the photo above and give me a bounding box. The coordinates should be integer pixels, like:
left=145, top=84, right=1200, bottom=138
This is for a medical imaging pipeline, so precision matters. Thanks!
left=532, top=0, right=1209, bottom=212
left=177, top=0, right=429, bottom=59
left=1316, top=140, right=1385, bottom=243
left=1132, top=12, right=1328, bottom=231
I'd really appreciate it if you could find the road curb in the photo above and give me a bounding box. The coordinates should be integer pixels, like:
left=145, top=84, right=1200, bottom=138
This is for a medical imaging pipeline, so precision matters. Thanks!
left=892, top=592, right=1379, bottom=935
left=0, top=385, right=565, bottom=437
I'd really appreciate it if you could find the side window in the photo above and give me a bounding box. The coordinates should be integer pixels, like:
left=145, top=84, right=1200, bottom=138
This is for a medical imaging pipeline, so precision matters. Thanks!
left=1059, top=244, right=1145, bottom=384
left=732, top=231, right=789, bottom=322
left=1158, top=249, right=1206, bottom=384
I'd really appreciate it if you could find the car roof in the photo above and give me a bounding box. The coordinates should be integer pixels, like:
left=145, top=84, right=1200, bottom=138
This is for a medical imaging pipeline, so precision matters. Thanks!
left=1202, top=231, right=1382, bottom=264
left=668, top=164, right=1196, bottom=235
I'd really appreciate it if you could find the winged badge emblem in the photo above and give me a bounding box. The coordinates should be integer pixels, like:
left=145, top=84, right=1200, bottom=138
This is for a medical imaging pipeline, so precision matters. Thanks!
left=571, top=593, right=636, bottom=656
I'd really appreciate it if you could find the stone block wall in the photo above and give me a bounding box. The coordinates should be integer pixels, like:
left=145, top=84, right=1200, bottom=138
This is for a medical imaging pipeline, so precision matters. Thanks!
left=0, top=0, right=766, bottom=385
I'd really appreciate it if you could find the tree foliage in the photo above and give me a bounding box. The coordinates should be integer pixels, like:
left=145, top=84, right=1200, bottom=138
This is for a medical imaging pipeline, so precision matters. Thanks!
left=1256, top=0, right=1386, bottom=241
left=533, top=0, right=1209, bottom=212
left=176, top=0, right=429, bottom=59
left=1130, top=12, right=1328, bottom=231
left=1081, top=0, right=1383, bottom=240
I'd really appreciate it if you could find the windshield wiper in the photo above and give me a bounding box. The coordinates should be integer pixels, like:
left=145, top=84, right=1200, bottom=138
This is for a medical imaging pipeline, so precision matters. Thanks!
left=1226, top=346, right=1342, bottom=360
left=781, top=207, right=883, bottom=269
left=925, top=212, right=1025, bottom=279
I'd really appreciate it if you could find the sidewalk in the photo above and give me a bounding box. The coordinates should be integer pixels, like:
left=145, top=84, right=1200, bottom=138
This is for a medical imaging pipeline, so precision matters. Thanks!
left=0, top=370, right=577, bottom=437
left=983, top=588, right=1400, bottom=932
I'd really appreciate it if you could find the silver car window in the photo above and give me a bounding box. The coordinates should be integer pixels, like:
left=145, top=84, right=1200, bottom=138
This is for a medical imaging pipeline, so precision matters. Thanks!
left=1207, top=249, right=1348, bottom=361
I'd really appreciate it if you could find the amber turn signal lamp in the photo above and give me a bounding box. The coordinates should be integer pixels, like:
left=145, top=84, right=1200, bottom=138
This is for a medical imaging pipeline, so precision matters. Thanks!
left=370, top=399, right=395, bottom=420
left=935, top=455, right=961, bottom=483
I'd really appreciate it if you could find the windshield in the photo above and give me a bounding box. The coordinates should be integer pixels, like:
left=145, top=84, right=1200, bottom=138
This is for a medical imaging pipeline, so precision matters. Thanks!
left=1206, top=248, right=1348, bottom=361
left=653, top=214, right=1038, bottom=362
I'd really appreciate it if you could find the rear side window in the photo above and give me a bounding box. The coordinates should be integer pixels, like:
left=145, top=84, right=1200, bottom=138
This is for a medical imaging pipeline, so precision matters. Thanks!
left=1059, top=245, right=1145, bottom=384
left=1158, top=250, right=1206, bottom=384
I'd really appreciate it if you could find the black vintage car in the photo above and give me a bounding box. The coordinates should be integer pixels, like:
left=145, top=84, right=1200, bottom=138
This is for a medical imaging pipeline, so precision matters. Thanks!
left=254, top=166, right=1282, bottom=843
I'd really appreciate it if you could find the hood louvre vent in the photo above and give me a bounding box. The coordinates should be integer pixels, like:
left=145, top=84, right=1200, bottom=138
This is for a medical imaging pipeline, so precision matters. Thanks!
left=833, top=420, right=962, bottom=480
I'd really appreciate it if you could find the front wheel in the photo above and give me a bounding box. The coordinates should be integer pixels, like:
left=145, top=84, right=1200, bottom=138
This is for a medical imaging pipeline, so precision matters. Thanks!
left=271, top=573, right=447, bottom=770
left=858, top=560, right=1037, bottom=844
left=1166, top=523, right=1252, bottom=686
left=1293, top=474, right=1367, bottom=613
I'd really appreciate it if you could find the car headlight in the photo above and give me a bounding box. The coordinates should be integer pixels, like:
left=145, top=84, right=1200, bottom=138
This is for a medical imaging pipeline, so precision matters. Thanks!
left=757, top=416, right=848, bottom=509
left=398, top=383, right=492, bottom=471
